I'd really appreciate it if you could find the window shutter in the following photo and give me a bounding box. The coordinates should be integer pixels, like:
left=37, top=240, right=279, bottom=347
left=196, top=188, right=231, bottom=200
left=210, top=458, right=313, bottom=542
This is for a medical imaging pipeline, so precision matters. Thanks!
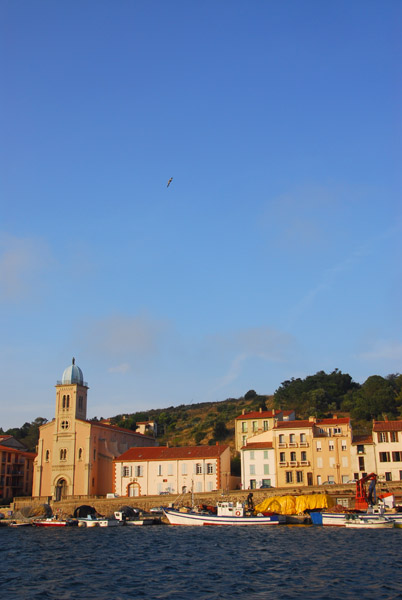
left=129, top=466, right=132, bottom=477
left=121, top=465, right=124, bottom=477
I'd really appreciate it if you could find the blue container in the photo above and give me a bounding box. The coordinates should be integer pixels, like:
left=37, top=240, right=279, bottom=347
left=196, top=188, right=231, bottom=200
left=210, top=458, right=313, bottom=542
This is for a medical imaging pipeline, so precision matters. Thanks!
left=310, top=512, right=323, bottom=525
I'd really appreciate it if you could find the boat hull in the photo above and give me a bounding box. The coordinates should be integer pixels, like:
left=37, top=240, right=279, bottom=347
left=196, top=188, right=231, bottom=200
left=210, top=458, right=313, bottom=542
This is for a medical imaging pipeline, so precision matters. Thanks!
left=164, top=509, right=283, bottom=526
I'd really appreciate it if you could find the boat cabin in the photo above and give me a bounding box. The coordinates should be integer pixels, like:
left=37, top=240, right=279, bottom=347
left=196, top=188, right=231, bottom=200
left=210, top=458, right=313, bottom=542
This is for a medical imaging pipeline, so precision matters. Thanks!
left=216, top=501, right=245, bottom=517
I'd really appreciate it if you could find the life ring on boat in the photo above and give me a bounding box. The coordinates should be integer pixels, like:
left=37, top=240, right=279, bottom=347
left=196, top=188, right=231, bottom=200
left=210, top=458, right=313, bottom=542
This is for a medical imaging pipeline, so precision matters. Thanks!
left=235, top=510, right=241, bottom=517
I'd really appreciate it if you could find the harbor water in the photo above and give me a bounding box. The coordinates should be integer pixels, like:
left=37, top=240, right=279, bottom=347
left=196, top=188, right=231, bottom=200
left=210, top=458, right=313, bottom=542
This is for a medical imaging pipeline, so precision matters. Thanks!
left=2, top=525, right=402, bottom=600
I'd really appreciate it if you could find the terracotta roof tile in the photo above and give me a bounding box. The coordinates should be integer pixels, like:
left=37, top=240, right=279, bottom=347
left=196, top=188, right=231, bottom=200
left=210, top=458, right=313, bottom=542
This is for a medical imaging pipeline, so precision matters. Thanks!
left=235, top=410, right=283, bottom=420
left=373, top=420, right=402, bottom=432
left=352, top=434, right=373, bottom=445
left=115, top=444, right=229, bottom=462
left=275, top=420, right=313, bottom=429
left=241, top=442, right=273, bottom=450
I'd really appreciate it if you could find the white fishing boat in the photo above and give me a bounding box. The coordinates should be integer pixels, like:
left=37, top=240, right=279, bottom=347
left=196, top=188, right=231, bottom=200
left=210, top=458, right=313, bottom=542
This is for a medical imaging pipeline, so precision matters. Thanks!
left=163, top=501, right=285, bottom=526
left=344, top=514, right=394, bottom=529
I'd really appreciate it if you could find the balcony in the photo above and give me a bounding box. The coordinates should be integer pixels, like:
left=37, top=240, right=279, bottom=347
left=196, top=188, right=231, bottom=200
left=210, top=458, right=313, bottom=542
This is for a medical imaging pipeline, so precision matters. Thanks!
left=279, top=461, right=288, bottom=467
left=299, top=442, right=309, bottom=447
left=278, top=443, right=287, bottom=448
left=300, top=460, right=310, bottom=466
left=289, top=443, right=298, bottom=448
left=289, top=461, right=298, bottom=467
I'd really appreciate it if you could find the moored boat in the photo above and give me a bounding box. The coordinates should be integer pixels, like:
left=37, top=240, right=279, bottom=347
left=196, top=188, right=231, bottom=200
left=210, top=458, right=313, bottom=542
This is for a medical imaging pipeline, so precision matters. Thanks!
left=344, top=514, right=394, bottom=529
left=33, top=518, right=77, bottom=527
left=164, top=501, right=285, bottom=526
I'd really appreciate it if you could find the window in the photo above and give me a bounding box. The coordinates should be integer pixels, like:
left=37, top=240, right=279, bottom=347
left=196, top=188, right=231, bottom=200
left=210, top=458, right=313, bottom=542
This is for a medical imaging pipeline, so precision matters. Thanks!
left=207, top=481, right=213, bottom=491
left=316, top=441, right=322, bottom=452
left=300, top=433, right=306, bottom=443
left=249, top=451, right=255, bottom=460
left=379, top=452, right=391, bottom=462
left=241, top=422, right=247, bottom=433
left=242, top=435, right=247, bottom=446
left=207, top=463, right=214, bottom=474
left=196, top=463, right=202, bottom=474
left=317, top=457, right=323, bottom=468
left=334, top=427, right=341, bottom=434
left=93, top=449, right=96, bottom=460
left=62, top=395, right=66, bottom=409
left=385, top=472, right=392, bottom=481
left=342, top=442, right=347, bottom=451
left=78, top=448, right=83, bottom=460
left=279, top=434, right=285, bottom=444
left=60, top=420, right=69, bottom=430
left=317, top=475, right=322, bottom=485
left=263, top=450, right=269, bottom=459
left=167, top=463, right=173, bottom=476
left=181, top=463, right=187, bottom=475
left=327, top=428, right=332, bottom=437
left=158, top=464, right=163, bottom=476
left=263, top=421, right=269, bottom=431
left=250, top=464, right=255, bottom=475
left=301, top=451, right=307, bottom=462
left=290, top=451, right=296, bottom=462
left=342, top=456, right=348, bottom=467
left=123, top=466, right=130, bottom=477
left=392, top=452, right=402, bottom=462
left=296, top=471, right=303, bottom=483
left=264, top=464, right=270, bottom=475
left=358, top=457, right=365, bottom=471
left=400, top=471, right=402, bottom=481
left=249, top=479, right=256, bottom=489
left=280, top=452, right=286, bottom=462
left=252, top=421, right=258, bottom=432
left=262, top=479, right=271, bottom=487
left=378, top=432, right=388, bottom=443
left=135, top=465, right=143, bottom=477
left=78, top=396, right=83, bottom=410
left=357, top=445, right=364, bottom=454
left=59, top=449, right=67, bottom=461
left=329, top=441, right=334, bottom=451
left=289, top=434, right=295, bottom=443
left=328, top=475, right=335, bottom=483
left=196, top=482, right=202, bottom=492
left=391, top=431, right=399, bottom=443
left=354, top=473, right=359, bottom=480
left=286, top=471, right=293, bottom=483
left=329, top=457, right=335, bottom=468
left=45, top=450, right=50, bottom=462
left=342, top=475, right=349, bottom=483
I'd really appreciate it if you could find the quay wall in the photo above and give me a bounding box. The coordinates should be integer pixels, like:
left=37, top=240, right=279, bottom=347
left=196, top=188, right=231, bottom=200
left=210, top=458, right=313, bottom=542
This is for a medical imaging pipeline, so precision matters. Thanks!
left=11, top=482, right=402, bottom=517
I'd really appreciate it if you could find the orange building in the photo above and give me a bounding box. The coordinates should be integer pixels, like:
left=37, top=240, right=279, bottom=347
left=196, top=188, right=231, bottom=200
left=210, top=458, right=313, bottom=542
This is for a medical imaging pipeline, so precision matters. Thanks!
left=32, top=359, right=157, bottom=500
left=0, top=436, right=36, bottom=501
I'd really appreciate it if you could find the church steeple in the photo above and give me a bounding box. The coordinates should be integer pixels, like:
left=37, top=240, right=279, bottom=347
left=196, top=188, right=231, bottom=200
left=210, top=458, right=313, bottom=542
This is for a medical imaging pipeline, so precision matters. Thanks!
left=55, top=358, right=89, bottom=428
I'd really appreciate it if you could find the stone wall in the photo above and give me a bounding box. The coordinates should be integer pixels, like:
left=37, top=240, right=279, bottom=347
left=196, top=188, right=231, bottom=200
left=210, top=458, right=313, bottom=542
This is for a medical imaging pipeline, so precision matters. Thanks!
left=11, top=481, right=402, bottom=518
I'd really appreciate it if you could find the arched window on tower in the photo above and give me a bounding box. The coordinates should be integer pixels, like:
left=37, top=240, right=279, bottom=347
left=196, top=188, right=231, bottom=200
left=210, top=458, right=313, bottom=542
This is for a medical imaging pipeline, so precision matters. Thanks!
left=66, top=395, right=70, bottom=409
left=78, top=448, right=83, bottom=460
left=60, top=448, right=67, bottom=461
left=62, top=395, right=66, bottom=409
left=45, top=450, right=50, bottom=462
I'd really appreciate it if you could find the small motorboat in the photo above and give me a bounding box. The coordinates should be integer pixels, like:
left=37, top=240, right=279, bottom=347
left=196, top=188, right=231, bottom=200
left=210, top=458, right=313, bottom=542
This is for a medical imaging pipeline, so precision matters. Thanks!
left=344, top=514, right=394, bottom=529
left=33, top=518, right=77, bottom=527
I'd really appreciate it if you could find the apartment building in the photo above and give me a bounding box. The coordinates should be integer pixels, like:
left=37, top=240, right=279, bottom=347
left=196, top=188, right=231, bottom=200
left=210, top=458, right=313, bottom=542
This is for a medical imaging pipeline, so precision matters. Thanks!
left=0, top=436, right=36, bottom=501
left=235, top=408, right=295, bottom=451
left=350, top=434, right=376, bottom=480
left=373, top=420, right=402, bottom=482
left=273, top=416, right=352, bottom=487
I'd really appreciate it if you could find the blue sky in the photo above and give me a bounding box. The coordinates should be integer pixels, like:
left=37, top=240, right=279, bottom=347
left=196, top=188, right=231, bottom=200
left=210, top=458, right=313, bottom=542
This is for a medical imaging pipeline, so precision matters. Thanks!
left=1, top=1, right=401, bottom=430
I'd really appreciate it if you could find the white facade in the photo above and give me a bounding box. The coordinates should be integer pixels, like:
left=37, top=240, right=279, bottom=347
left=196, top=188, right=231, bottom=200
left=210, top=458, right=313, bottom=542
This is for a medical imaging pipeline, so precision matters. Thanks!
left=373, top=421, right=402, bottom=483
left=113, top=445, right=231, bottom=497
left=240, top=432, right=276, bottom=490
left=350, top=436, right=376, bottom=480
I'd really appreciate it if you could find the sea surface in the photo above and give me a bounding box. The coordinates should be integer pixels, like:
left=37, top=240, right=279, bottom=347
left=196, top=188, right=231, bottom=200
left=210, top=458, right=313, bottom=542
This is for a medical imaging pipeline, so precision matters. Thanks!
left=1, top=525, right=401, bottom=600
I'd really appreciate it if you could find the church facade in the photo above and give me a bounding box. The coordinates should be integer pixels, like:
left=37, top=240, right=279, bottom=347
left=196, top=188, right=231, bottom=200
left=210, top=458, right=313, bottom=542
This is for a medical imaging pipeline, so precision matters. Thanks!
left=32, top=359, right=157, bottom=499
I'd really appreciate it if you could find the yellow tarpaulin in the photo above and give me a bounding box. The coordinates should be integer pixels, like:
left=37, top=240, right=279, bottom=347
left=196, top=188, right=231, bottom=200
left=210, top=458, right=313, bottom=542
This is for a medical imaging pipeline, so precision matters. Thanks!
left=254, top=494, right=335, bottom=515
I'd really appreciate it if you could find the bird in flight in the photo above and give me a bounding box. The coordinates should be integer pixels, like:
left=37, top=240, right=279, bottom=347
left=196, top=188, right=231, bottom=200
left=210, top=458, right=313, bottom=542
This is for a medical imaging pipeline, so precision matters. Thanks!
left=167, top=177, right=173, bottom=187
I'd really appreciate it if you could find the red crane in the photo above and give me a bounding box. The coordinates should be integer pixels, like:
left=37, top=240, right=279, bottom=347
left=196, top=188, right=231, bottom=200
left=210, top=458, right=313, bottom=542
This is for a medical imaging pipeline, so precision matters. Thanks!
left=355, top=472, right=377, bottom=511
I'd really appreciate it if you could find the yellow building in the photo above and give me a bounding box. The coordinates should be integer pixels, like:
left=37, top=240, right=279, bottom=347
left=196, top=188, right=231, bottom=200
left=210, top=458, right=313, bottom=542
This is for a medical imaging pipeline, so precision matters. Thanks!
left=234, top=408, right=295, bottom=451
left=273, top=416, right=352, bottom=487
left=32, top=359, right=157, bottom=500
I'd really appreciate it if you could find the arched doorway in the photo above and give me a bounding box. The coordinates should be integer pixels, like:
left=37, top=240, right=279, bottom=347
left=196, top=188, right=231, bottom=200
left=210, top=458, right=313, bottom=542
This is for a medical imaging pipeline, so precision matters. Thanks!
left=127, top=482, right=140, bottom=497
left=55, top=478, right=67, bottom=501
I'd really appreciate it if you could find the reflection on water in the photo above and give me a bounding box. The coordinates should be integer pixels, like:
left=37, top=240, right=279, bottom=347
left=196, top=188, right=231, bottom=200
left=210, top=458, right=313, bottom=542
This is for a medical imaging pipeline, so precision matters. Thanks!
left=2, top=525, right=402, bottom=599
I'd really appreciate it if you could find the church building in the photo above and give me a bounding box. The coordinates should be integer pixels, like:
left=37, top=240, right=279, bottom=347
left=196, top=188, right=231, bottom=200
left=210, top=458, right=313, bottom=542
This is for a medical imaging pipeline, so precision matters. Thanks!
left=32, top=359, right=157, bottom=500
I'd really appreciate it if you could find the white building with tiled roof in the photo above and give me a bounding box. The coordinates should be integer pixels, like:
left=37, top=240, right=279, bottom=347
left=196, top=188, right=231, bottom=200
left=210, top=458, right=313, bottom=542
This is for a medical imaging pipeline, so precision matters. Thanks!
left=240, top=435, right=276, bottom=490
left=373, top=419, right=402, bottom=482
left=234, top=408, right=295, bottom=451
left=113, top=444, right=231, bottom=497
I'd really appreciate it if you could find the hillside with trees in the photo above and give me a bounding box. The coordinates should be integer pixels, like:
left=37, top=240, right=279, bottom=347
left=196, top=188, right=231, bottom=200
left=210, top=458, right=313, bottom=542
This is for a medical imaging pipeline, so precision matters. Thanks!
left=3, top=370, right=401, bottom=453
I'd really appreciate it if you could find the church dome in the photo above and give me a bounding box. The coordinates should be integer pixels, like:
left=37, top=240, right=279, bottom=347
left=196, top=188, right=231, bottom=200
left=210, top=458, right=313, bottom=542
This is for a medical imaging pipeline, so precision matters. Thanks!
left=62, top=358, right=84, bottom=385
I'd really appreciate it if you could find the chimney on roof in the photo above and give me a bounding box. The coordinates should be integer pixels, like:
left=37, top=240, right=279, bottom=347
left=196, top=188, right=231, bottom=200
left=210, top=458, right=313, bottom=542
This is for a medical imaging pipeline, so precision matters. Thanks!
left=259, top=407, right=262, bottom=413
left=333, top=415, right=337, bottom=419
left=309, top=416, right=315, bottom=423
left=216, top=441, right=219, bottom=446
left=242, top=409, right=245, bottom=415
left=385, top=415, right=388, bottom=422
